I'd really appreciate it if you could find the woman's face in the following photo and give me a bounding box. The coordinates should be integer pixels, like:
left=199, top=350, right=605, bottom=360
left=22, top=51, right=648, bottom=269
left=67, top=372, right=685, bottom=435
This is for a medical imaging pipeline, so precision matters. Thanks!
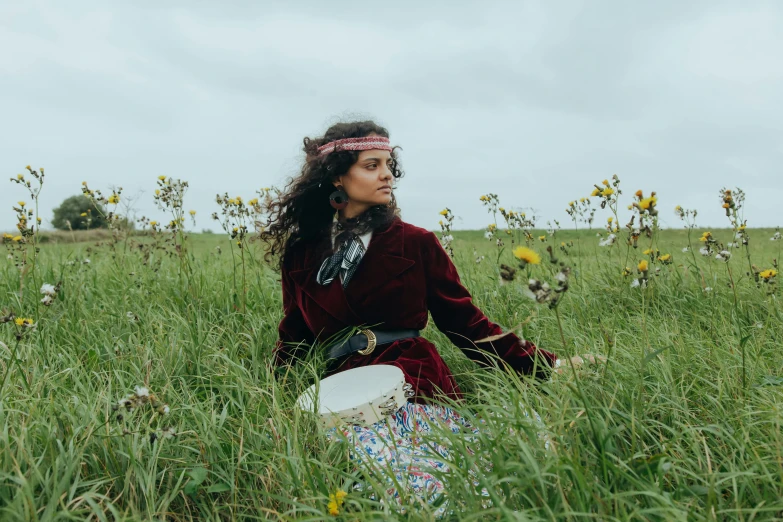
left=333, top=145, right=394, bottom=218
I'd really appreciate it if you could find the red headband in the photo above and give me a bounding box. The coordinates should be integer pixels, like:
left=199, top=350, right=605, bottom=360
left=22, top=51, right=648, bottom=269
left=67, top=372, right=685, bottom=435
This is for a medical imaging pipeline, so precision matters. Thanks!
left=317, top=136, right=392, bottom=157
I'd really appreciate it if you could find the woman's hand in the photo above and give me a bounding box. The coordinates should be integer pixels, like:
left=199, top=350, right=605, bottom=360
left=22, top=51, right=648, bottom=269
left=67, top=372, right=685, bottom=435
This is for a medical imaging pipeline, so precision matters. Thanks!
left=553, top=354, right=607, bottom=376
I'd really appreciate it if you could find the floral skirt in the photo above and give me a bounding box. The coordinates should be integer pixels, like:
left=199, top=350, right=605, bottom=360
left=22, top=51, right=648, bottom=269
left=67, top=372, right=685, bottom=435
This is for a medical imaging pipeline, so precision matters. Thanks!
left=325, top=402, right=487, bottom=511
left=325, top=401, right=549, bottom=513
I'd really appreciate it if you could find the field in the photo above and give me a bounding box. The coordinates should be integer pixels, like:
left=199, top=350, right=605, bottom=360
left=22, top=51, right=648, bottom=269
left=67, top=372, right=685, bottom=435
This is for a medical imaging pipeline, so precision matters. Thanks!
left=1, top=176, right=783, bottom=520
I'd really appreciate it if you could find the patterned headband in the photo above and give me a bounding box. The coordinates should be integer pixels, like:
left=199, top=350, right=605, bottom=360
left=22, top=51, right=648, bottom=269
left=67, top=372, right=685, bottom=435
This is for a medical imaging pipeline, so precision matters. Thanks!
left=317, top=136, right=392, bottom=157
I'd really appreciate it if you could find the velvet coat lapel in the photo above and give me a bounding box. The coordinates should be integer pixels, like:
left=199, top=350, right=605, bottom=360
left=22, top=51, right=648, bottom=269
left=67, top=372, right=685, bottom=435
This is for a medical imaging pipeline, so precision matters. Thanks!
left=286, top=218, right=418, bottom=338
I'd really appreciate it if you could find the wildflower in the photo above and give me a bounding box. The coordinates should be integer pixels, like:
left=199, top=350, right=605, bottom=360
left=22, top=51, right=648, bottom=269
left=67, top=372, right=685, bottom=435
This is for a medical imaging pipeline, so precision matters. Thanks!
left=659, top=253, right=672, bottom=264
left=771, top=232, right=781, bottom=241
left=438, top=209, right=448, bottom=216
left=158, top=175, right=166, bottom=181
left=682, top=247, right=690, bottom=253
left=327, top=489, right=347, bottom=516
left=18, top=201, right=25, bottom=207
left=40, top=283, right=57, bottom=296
left=636, top=190, right=644, bottom=198
left=759, top=269, right=777, bottom=280
left=248, top=198, right=259, bottom=206
left=513, top=246, right=541, bottom=266
left=598, top=234, right=616, bottom=247
left=630, top=279, right=640, bottom=288
left=590, top=188, right=600, bottom=197
left=14, top=317, right=34, bottom=328
left=108, top=194, right=119, bottom=204
left=41, top=295, right=53, bottom=305
left=601, top=187, right=614, bottom=197
left=483, top=231, right=493, bottom=239
left=699, top=231, right=712, bottom=242
left=135, top=386, right=150, bottom=397
left=699, top=247, right=710, bottom=256
left=80, top=212, right=87, bottom=217
left=643, top=248, right=652, bottom=255
left=639, top=195, right=657, bottom=211
left=637, top=260, right=648, bottom=272
left=538, top=235, right=546, bottom=242
left=17, top=174, right=24, bottom=180
left=715, top=250, right=731, bottom=262
left=602, top=179, right=609, bottom=186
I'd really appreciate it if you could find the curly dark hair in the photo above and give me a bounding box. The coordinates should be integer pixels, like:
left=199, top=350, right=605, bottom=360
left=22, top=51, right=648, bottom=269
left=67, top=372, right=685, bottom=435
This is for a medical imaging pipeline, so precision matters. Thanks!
left=260, top=120, right=404, bottom=270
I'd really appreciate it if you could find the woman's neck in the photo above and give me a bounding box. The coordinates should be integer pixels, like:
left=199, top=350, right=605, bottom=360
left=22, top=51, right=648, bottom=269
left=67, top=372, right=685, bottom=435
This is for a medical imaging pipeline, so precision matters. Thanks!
left=338, top=202, right=371, bottom=221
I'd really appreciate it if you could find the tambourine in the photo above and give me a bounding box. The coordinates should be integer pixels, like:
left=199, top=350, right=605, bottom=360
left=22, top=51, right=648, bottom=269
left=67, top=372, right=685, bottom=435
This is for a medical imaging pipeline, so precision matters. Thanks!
left=296, top=365, right=415, bottom=429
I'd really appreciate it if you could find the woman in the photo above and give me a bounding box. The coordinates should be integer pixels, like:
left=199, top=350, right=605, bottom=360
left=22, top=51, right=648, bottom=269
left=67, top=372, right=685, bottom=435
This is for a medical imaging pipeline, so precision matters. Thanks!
left=263, top=120, right=565, bottom=507
left=266, top=121, right=559, bottom=399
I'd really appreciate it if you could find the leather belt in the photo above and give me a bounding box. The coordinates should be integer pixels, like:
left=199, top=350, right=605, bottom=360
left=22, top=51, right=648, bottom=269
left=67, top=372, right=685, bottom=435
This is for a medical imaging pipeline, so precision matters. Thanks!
left=325, top=328, right=420, bottom=360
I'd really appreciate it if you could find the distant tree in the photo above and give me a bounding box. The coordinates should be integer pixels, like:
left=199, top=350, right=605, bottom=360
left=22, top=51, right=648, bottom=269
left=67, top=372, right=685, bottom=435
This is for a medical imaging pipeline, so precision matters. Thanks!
left=51, top=195, right=108, bottom=230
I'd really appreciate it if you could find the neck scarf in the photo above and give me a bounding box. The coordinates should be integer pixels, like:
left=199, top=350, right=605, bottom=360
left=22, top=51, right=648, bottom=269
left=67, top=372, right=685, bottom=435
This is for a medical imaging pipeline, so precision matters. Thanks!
left=315, top=213, right=373, bottom=288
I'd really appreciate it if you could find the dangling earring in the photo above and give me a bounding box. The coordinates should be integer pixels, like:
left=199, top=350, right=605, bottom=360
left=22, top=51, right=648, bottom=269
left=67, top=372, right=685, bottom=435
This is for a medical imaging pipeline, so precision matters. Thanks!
left=329, top=186, right=349, bottom=209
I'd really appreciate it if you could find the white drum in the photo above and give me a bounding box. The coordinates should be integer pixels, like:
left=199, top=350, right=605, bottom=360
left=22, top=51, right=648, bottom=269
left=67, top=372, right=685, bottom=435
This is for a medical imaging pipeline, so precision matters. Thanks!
left=296, top=365, right=414, bottom=429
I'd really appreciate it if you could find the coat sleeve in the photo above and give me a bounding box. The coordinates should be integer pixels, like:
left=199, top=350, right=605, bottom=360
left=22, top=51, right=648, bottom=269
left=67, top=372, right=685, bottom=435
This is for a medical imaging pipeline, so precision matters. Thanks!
left=273, top=266, right=315, bottom=368
left=422, top=231, right=557, bottom=378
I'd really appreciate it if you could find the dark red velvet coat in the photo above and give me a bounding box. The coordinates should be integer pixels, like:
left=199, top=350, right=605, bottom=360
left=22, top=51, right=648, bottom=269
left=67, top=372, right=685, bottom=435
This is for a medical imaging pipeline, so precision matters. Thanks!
left=274, top=217, right=557, bottom=401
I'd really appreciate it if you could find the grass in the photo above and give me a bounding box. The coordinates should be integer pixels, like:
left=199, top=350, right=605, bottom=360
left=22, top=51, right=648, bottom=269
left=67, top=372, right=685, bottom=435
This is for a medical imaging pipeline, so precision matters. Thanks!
left=1, top=225, right=782, bottom=521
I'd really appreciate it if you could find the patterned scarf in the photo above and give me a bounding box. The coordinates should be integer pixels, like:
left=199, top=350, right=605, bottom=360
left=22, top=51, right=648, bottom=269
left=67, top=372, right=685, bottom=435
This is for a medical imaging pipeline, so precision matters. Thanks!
left=316, top=214, right=373, bottom=288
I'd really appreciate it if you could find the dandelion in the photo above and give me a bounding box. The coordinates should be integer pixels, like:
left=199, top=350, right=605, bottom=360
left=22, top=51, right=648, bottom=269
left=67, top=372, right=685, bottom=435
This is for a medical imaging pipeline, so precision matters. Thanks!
left=513, top=246, right=541, bottom=266
left=659, top=253, right=672, bottom=264
left=759, top=269, right=777, bottom=280
left=327, top=489, right=347, bottom=516
left=700, top=231, right=712, bottom=242
left=14, top=317, right=35, bottom=328
left=637, top=259, right=648, bottom=272
left=639, top=195, right=657, bottom=211
left=601, top=187, right=614, bottom=197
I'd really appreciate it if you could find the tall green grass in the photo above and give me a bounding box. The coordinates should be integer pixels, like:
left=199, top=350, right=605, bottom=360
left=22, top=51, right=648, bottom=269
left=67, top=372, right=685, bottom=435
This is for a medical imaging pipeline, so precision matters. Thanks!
left=1, top=228, right=781, bottom=521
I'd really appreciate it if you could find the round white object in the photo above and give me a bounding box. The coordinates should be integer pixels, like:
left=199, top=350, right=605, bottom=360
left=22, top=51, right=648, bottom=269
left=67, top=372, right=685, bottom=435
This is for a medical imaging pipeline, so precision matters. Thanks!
left=296, top=365, right=413, bottom=429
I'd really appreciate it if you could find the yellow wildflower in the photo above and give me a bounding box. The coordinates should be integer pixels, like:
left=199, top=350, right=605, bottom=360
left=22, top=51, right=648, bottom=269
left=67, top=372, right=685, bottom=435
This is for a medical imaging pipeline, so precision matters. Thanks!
left=637, top=259, right=648, bottom=272
left=635, top=190, right=643, bottom=198
left=149, top=221, right=158, bottom=226
left=158, top=175, right=166, bottom=181
left=155, top=189, right=160, bottom=196
left=438, top=220, right=443, bottom=226
left=759, top=269, right=777, bottom=279
left=622, top=266, right=632, bottom=277
left=602, top=179, right=609, bottom=186
left=25, top=165, right=31, bottom=170
left=538, top=235, right=547, bottom=242
left=659, top=254, right=672, bottom=263
left=439, top=209, right=448, bottom=216
left=80, top=212, right=87, bottom=217
left=479, top=195, right=488, bottom=202
left=17, top=174, right=24, bottom=180
left=3, top=233, right=12, bottom=239
left=722, top=202, right=730, bottom=209
left=108, top=195, right=119, bottom=204
left=18, top=201, right=25, bottom=207
left=639, top=196, right=657, bottom=210
left=327, top=490, right=347, bottom=516
left=12, top=236, right=22, bottom=242
left=601, top=187, right=614, bottom=197
left=14, top=317, right=34, bottom=327
left=513, top=246, right=541, bottom=265
left=248, top=198, right=259, bottom=206
left=700, top=231, right=712, bottom=242
left=607, top=217, right=613, bottom=223
left=227, top=198, right=237, bottom=205
left=590, top=188, right=600, bottom=197
left=82, top=181, right=87, bottom=186
left=189, top=210, right=197, bottom=215
left=643, top=248, right=652, bottom=255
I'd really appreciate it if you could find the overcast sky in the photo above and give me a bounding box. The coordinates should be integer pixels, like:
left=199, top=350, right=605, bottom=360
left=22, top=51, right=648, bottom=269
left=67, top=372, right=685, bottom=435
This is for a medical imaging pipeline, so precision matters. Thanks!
left=2, top=1, right=782, bottom=235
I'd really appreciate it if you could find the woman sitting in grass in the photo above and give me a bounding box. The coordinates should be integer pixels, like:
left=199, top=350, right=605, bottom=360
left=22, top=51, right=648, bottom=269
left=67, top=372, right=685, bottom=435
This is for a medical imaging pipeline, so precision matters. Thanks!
left=260, top=119, right=574, bottom=505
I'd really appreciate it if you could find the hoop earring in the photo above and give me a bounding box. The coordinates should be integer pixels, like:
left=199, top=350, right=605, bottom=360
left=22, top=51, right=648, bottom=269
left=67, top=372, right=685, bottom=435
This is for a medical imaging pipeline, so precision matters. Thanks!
left=329, top=187, right=349, bottom=210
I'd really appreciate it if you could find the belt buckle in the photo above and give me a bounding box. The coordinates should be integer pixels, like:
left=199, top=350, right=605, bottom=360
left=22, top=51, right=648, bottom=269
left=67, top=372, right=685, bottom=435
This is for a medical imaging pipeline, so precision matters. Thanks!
left=356, top=329, right=377, bottom=355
